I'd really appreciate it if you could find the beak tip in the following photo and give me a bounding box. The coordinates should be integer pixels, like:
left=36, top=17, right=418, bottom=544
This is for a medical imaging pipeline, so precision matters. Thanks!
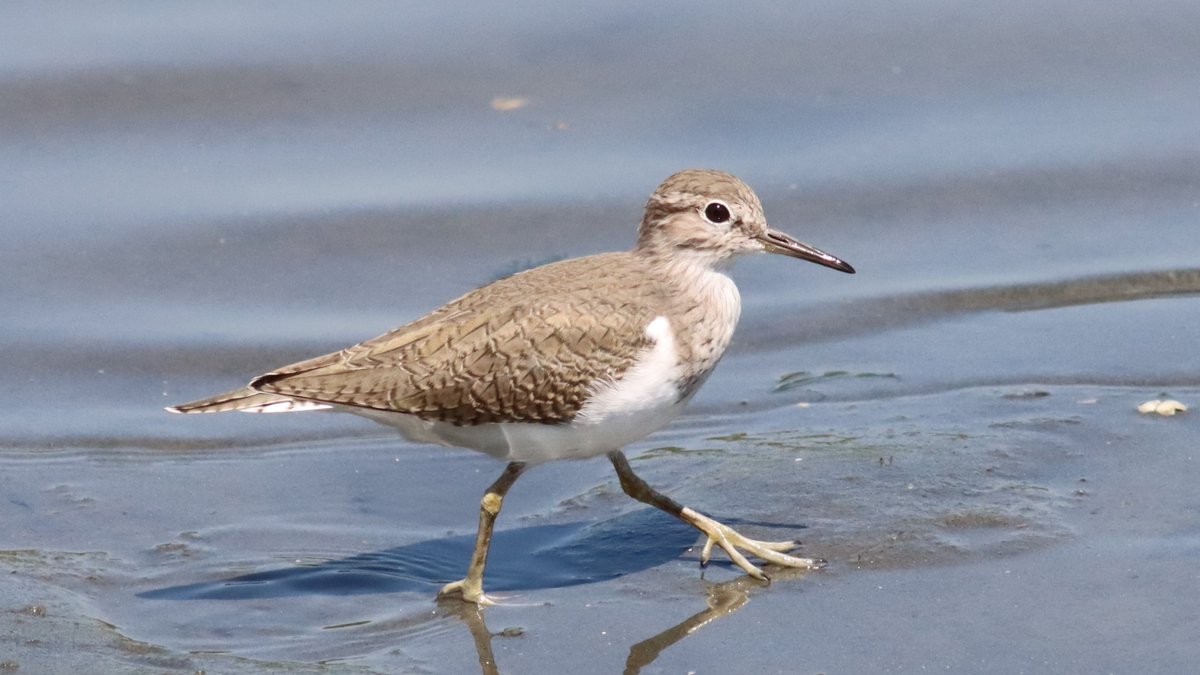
left=757, top=230, right=855, bottom=275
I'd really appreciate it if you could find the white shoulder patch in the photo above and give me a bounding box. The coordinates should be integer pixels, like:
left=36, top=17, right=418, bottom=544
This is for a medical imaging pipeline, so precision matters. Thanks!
left=576, top=315, right=681, bottom=425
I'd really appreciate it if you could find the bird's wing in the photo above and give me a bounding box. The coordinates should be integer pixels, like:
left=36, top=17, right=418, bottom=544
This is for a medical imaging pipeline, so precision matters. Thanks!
left=250, top=255, right=666, bottom=424
left=250, top=294, right=659, bottom=424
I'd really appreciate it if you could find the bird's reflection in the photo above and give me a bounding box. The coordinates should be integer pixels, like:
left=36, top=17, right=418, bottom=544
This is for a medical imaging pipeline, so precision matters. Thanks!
left=444, top=564, right=814, bottom=675
left=621, top=577, right=753, bottom=675
left=443, top=603, right=502, bottom=675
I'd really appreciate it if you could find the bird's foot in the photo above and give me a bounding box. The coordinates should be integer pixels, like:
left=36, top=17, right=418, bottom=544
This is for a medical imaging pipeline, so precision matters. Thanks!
left=438, top=578, right=498, bottom=606
left=683, top=507, right=823, bottom=580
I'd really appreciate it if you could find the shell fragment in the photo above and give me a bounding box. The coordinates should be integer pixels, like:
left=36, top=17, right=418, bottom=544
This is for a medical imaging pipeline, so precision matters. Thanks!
left=1138, top=399, right=1188, bottom=416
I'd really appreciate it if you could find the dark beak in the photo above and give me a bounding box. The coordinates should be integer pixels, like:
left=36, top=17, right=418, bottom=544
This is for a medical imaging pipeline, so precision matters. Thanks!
left=756, top=228, right=855, bottom=274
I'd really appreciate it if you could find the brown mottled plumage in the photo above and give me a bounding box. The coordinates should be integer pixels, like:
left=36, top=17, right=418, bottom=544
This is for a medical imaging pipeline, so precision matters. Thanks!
left=171, top=171, right=786, bottom=426
left=219, top=255, right=660, bottom=425
left=169, top=169, right=854, bottom=605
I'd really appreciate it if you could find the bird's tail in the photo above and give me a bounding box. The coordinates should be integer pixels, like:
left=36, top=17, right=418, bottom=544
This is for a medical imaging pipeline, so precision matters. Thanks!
left=166, top=387, right=331, bottom=414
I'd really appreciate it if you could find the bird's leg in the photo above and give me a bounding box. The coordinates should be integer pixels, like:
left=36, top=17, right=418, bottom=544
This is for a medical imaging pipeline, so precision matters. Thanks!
left=439, top=461, right=527, bottom=605
left=607, top=450, right=818, bottom=580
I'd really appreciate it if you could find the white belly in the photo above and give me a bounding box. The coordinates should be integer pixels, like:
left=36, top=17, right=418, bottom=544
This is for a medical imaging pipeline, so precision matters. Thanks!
left=348, top=398, right=683, bottom=463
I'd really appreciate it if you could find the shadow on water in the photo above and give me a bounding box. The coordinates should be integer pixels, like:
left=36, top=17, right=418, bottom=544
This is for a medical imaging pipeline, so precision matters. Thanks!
left=140, top=508, right=705, bottom=601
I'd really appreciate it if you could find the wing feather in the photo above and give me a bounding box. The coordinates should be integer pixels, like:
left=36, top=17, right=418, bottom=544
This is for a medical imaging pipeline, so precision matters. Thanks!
left=251, top=254, right=665, bottom=425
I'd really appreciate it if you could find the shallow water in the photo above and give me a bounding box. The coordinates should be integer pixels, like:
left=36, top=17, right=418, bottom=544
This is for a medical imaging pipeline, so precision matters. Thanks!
left=2, top=2, right=1199, bottom=673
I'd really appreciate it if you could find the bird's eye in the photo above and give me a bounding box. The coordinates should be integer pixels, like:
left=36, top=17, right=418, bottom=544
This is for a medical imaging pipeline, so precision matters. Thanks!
left=703, top=201, right=731, bottom=224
